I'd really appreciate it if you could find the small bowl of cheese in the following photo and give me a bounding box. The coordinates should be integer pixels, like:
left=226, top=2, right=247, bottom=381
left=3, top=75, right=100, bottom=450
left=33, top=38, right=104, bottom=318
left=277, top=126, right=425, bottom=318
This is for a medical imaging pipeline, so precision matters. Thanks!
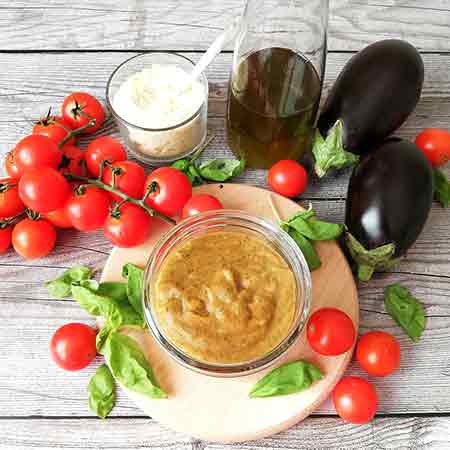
left=106, top=52, right=208, bottom=165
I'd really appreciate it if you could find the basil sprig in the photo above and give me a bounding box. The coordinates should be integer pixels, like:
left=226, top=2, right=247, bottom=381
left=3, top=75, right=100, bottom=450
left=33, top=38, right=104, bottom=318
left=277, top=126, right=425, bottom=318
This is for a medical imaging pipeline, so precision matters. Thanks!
left=45, top=266, right=94, bottom=298
left=88, top=364, right=115, bottom=418
left=434, top=169, right=450, bottom=208
left=249, top=361, right=323, bottom=398
left=384, top=284, right=427, bottom=342
left=280, top=209, right=345, bottom=271
left=103, top=332, right=167, bottom=399
left=46, top=264, right=166, bottom=417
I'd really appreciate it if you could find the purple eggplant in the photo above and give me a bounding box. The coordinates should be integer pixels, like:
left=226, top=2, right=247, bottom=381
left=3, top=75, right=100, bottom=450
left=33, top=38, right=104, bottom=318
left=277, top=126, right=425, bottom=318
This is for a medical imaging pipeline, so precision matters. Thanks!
left=344, top=138, right=433, bottom=281
left=313, top=39, right=424, bottom=178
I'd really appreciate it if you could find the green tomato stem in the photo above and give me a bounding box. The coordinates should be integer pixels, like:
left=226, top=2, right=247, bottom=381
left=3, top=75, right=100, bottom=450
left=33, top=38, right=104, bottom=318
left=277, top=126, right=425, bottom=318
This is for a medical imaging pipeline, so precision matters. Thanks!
left=65, top=174, right=176, bottom=225
left=58, top=118, right=97, bottom=148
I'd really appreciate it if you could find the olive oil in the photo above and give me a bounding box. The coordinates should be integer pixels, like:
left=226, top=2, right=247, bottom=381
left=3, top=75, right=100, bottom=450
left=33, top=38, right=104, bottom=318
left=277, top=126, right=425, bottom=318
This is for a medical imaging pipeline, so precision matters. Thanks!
left=227, top=47, right=322, bottom=169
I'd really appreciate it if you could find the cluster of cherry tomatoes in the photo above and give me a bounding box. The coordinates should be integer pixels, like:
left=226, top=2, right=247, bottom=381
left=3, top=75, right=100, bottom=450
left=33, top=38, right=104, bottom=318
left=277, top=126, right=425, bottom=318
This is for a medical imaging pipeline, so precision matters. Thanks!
left=306, top=307, right=400, bottom=424
left=1, top=92, right=225, bottom=259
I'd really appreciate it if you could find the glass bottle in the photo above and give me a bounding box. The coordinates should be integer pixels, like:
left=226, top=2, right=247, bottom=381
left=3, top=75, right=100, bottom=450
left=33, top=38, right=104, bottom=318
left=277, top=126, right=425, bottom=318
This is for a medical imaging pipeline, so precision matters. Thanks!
left=226, top=0, right=329, bottom=169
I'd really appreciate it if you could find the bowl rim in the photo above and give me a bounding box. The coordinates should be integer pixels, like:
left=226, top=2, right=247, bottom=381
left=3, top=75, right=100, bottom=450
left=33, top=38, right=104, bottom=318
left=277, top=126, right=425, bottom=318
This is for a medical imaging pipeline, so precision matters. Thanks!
left=105, top=51, right=209, bottom=132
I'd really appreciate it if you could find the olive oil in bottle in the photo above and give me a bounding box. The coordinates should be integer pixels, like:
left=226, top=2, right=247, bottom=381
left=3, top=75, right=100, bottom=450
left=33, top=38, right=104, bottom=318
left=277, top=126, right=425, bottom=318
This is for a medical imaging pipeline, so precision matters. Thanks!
left=227, top=47, right=322, bottom=169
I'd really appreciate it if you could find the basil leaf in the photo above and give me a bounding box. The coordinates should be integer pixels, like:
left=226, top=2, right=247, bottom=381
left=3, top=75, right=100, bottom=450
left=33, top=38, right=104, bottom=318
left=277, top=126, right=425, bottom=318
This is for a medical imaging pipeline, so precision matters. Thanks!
left=384, top=284, right=427, bottom=342
left=103, top=332, right=167, bottom=399
left=285, top=214, right=345, bottom=241
left=172, top=160, right=204, bottom=186
left=71, top=285, right=144, bottom=329
left=88, top=364, right=115, bottom=418
left=97, top=282, right=129, bottom=307
left=249, top=361, right=322, bottom=398
left=96, top=324, right=114, bottom=353
left=199, top=158, right=245, bottom=182
left=281, top=224, right=321, bottom=271
left=122, top=264, right=144, bottom=319
left=45, top=266, right=94, bottom=298
left=171, top=159, right=190, bottom=172
left=434, top=169, right=450, bottom=208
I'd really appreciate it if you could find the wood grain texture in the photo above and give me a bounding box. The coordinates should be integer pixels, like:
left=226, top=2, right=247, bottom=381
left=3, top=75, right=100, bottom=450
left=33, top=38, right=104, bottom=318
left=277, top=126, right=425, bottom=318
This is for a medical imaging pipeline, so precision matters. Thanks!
left=0, top=268, right=449, bottom=417
left=1, top=417, right=449, bottom=450
left=0, top=1, right=449, bottom=51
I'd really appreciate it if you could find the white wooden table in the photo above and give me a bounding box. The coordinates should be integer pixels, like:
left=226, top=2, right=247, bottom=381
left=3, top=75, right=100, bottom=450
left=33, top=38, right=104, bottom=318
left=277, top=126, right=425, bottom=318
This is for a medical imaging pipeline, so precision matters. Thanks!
left=1, top=1, right=450, bottom=448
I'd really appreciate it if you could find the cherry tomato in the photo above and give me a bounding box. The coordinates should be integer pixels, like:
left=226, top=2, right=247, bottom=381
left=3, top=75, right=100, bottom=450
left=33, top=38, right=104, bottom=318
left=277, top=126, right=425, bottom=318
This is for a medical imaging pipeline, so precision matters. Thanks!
left=61, top=92, right=105, bottom=134
left=104, top=203, right=152, bottom=248
left=85, top=136, right=127, bottom=177
left=268, top=160, right=308, bottom=198
left=59, top=144, right=85, bottom=177
left=356, top=331, right=400, bottom=377
left=333, top=376, right=378, bottom=424
left=102, top=160, right=146, bottom=201
left=50, top=323, right=97, bottom=371
left=415, top=128, right=450, bottom=168
left=18, top=167, right=70, bottom=214
left=307, top=308, right=356, bottom=356
left=144, top=167, right=192, bottom=217
left=14, top=135, right=62, bottom=176
left=0, top=178, right=25, bottom=218
left=182, top=194, right=223, bottom=219
left=33, top=114, right=74, bottom=146
left=0, top=226, right=12, bottom=254
left=4, top=150, right=21, bottom=179
left=12, top=218, right=56, bottom=259
left=65, top=186, right=111, bottom=232
left=43, top=207, right=73, bottom=229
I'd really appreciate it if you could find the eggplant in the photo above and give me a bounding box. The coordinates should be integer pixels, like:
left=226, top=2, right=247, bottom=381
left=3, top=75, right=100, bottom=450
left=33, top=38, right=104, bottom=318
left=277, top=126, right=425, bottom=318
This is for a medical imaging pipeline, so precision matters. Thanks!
left=344, top=138, right=433, bottom=281
left=313, top=39, right=424, bottom=178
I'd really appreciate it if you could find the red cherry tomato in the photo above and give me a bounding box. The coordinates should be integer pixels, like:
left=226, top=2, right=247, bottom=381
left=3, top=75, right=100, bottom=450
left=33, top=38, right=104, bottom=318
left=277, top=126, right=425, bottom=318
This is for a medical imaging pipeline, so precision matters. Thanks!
left=12, top=218, right=56, bottom=259
left=65, top=186, right=111, bottom=232
left=14, top=135, right=62, bottom=176
left=102, top=160, right=146, bottom=201
left=0, top=178, right=25, bottom=217
left=61, top=92, right=105, bottom=134
left=356, top=331, right=400, bottom=377
left=4, top=150, right=21, bottom=179
left=307, top=307, right=356, bottom=356
left=268, top=160, right=308, bottom=198
left=50, top=323, right=97, bottom=371
left=59, top=144, right=85, bottom=177
left=333, top=376, right=378, bottom=424
left=0, top=226, right=12, bottom=254
left=33, top=114, right=74, bottom=146
left=18, top=167, right=70, bottom=214
left=85, top=136, right=127, bottom=177
left=104, top=203, right=152, bottom=248
left=144, top=167, right=192, bottom=217
left=43, top=207, right=73, bottom=229
left=182, top=194, right=223, bottom=219
left=415, top=128, right=450, bottom=168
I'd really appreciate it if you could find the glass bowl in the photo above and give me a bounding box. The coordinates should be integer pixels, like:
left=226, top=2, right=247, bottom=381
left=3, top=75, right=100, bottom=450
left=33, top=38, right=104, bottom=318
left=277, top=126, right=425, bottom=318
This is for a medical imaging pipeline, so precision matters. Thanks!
left=106, top=52, right=208, bottom=166
left=143, top=210, right=312, bottom=377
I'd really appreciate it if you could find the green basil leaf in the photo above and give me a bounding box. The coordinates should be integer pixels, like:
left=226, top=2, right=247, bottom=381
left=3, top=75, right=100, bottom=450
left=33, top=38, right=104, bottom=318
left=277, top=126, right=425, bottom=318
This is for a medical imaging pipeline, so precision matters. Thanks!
left=384, top=284, right=427, bottom=342
left=97, top=282, right=129, bottom=306
left=171, top=159, right=190, bottom=172
left=71, top=286, right=144, bottom=328
left=103, top=332, right=167, bottom=399
left=96, top=325, right=114, bottom=353
left=45, top=266, right=94, bottom=298
left=285, top=211, right=345, bottom=241
left=434, top=169, right=450, bottom=208
left=172, top=160, right=204, bottom=186
left=199, top=159, right=245, bottom=182
left=282, top=225, right=321, bottom=271
left=122, top=264, right=144, bottom=319
left=88, top=364, right=115, bottom=418
left=249, top=361, right=322, bottom=398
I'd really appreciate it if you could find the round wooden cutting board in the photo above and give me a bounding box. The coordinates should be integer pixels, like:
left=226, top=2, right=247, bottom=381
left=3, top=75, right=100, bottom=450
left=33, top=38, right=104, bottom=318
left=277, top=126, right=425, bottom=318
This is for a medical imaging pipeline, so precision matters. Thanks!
left=101, top=183, right=358, bottom=443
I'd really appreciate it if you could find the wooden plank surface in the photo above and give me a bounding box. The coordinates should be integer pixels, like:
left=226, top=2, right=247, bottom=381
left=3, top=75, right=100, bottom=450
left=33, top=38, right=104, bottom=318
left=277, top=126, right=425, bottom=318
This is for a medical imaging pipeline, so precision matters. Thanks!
left=1, top=1, right=450, bottom=447
left=1, top=417, right=449, bottom=450
left=0, top=1, right=450, bottom=52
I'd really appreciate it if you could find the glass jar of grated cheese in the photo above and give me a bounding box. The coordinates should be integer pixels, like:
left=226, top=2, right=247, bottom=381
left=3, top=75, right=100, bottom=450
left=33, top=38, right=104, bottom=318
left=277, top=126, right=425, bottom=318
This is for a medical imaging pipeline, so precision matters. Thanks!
left=106, top=53, right=208, bottom=165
